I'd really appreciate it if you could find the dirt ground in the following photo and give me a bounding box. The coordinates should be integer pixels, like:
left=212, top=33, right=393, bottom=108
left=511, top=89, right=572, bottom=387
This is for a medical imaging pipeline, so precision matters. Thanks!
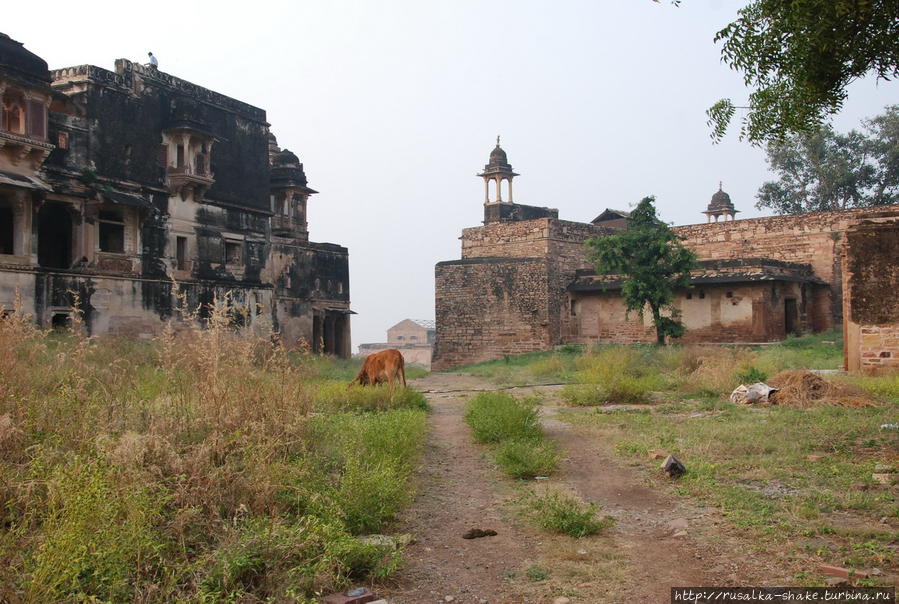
left=377, top=373, right=794, bottom=604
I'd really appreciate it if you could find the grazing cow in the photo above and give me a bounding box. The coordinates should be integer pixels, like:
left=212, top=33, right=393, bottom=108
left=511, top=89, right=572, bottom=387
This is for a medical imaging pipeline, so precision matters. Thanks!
left=352, top=349, right=407, bottom=387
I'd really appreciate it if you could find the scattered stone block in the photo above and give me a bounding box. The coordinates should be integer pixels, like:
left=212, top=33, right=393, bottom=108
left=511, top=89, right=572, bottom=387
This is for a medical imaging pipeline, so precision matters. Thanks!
left=322, top=586, right=378, bottom=604
left=824, top=577, right=849, bottom=587
left=806, top=454, right=824, bottom=462
left=673, top=530, right=688, bottom=538
left=552, top=598, right=571, bottom=604
left=873, top=463, right=895, bottom=473
left=661, top=455, right=686, bottom=478
left=850, top=482, right=869, bottom=491
left=648, top=449, right=666, bottom=460
left=872, top=473, right=896, bottom=485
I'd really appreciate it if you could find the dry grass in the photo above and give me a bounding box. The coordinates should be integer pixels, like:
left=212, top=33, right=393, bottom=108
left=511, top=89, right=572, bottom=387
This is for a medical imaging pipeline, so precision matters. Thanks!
left=768, top=370, right=878, bottom=408
left=0, top=292, right=427, bottom=602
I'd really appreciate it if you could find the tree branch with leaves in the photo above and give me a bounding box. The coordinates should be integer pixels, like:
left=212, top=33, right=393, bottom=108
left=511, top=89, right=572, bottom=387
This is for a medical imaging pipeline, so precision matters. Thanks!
left=705, top=0, right=899, bottom=145
left=585, top=197, right=697, bottom=345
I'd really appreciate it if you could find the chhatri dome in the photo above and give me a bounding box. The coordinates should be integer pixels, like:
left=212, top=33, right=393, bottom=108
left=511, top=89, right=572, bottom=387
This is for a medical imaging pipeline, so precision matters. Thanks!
left=478, top=136, right=519, bottom=204
left=702, top=182, right=739, bottom=223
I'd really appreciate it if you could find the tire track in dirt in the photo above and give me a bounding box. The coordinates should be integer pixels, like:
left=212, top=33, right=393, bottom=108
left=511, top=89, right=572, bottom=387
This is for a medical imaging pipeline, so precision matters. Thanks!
left=382, top=376, right=772, bottom=603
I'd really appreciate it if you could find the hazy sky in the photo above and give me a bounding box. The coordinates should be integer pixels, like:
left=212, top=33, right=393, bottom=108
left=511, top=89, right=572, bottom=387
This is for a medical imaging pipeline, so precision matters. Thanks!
left=6, top=1, right=897, bottom=350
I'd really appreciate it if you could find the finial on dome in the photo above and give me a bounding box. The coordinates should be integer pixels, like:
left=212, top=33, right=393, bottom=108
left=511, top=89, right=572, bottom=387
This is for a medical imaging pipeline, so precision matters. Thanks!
left=496, top=135, right=500, bottom=146
left=719, top=180, right=723, bottom=191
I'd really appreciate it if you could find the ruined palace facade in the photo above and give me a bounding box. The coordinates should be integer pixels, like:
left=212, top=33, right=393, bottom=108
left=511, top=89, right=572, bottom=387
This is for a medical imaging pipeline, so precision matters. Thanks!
left=0, top=34, right=351, bottom=355
left=433, top=141, right=899, bottom=372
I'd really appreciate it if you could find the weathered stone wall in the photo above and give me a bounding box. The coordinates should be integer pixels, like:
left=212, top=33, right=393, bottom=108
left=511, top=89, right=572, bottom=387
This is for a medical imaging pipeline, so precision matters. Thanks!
left=672, top=207, right=898, bottom=325
left=568, top=281, right=817, bottom=345
left=433, top=257, right=551, bottom=370
left=842, top=218, right=899, bottom=374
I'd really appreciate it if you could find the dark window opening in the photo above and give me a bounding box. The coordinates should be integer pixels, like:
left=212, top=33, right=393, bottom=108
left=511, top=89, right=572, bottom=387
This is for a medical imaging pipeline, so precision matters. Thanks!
left=224, top=241, right=242, bottom=265
left=699, top=290, right=706, bottom=299
left=99, top=210, right=125, bottom=253
left=26, top=100, right=46, bottom=139
left=785, top=299, right=799, bottom=335
left=725, top=291, right=733, bottom=298
left=57, top=131, right=68, bottom=149
left=195, top=153, right=206, bottom=175
left=176, top=236, right=187, bottom=270
left=51, top=313, right=70, bottom=331
left=0, top=207, right=13, bottom=254
left=37, top=203, right=72, bottom=269
left=686, top=293, right=693, bottom=300
left=397, top=335, right=405, bottom=341
left=176, top=144, right=185, bottom=168
left=570, top=298, right=577, bottom=316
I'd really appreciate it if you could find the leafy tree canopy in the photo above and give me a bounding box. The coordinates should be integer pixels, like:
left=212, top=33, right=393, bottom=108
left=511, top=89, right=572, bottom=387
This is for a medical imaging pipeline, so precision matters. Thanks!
left=757, top=105, right=899, bottom=214
left=585, top=197, right=697, bottom=345
left=704, top=0, right=899, bottom=145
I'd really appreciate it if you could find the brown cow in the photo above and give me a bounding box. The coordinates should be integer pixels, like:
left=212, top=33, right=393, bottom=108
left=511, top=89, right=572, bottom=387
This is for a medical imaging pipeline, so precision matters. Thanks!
left=352, top=349, right=407, bottom=387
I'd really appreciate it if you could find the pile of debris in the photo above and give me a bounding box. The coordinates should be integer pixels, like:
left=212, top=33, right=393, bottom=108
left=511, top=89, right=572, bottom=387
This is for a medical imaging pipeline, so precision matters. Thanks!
left=730, top=370, right=877, bottom=408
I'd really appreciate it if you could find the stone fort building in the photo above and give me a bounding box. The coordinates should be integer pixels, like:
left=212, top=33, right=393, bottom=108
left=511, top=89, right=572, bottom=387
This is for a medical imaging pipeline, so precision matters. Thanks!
left=434, top=141, right=899, bottom=374
left=0, top=33, right=351, bottom=355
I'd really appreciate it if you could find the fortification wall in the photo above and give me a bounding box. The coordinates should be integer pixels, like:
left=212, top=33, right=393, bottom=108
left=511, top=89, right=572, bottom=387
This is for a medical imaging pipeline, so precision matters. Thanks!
left=842, top=218, right=899, bottom=374
left=433, top=257, right=551, bottom=370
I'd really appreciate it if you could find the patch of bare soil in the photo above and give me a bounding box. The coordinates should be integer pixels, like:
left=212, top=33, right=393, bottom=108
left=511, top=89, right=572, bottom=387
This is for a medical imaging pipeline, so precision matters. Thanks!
left=380, top=373, right=545, bottom=603
left=378, top=375, right=799, bottom=603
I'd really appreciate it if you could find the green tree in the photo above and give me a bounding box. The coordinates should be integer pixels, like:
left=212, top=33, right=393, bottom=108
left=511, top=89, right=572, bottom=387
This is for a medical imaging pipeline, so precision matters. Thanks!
left=584, top=197, right=697, bottom=345
left=704, top=0, right=899, bottom=144
left=757, top=105, right=899, bottom=214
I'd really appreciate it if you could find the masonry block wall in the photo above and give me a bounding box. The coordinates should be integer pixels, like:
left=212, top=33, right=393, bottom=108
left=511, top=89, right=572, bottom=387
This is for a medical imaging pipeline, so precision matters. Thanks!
left=672, top=207, right=887, bottom=328
left=435, top=201, right=899, bottom=369
left=842, top=218, right=899, bottom=374
left=433, top=257, right=551, bottom=370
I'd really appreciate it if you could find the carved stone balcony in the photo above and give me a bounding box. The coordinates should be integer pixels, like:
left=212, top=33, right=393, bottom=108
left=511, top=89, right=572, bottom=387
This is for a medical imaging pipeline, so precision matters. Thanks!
left=165, top=165, right=214, bottom=201
left=0, top=130, right=54, bottom=171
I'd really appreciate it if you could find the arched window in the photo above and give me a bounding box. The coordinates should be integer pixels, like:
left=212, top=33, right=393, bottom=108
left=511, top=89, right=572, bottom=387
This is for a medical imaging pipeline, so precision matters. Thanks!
left=2, top=102, right=25, bottom=134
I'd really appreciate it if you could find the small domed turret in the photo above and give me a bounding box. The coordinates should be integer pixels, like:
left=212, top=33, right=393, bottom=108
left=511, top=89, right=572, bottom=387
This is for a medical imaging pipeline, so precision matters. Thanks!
left=702, top=182, right=739, bottom=223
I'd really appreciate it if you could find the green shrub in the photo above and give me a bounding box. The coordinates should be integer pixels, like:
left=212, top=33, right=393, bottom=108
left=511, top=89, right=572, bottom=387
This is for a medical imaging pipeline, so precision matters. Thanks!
left=199, top=516, right=399, bottom=602
left=306, top=409, right=427, bottom=533
left=528, top=490, right=615, bottom=538
left=312, top=382, right=428, bottom=413
left=494, top=438, right=560, bottom=479
left=736, top=366, right=768, bottom=384
left=25, top=456, right=167, bottom=602
left=563, top=346, right=666, bottom=405
left=463, top=392, right=542, bottom=443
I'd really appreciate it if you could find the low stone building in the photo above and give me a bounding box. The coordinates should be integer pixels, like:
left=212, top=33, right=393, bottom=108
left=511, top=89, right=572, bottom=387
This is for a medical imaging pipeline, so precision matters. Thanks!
left=0, top=33, right=351, bottom=355
left=433, top=140, right=899, bottom=372
left=358, top=319, right=435, bottom=368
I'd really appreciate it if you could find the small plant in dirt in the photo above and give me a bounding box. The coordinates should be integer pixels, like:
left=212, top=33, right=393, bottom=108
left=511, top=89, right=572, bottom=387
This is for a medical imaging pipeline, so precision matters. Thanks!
left=525, top=565, right=548, bottom=582
left=528, top=490, right=615, bottom=538
left=493, top=438, right=560, bottom=479
left=736, top=366, right=768, bottom=384
left=463, top=392, right=542, bottom=443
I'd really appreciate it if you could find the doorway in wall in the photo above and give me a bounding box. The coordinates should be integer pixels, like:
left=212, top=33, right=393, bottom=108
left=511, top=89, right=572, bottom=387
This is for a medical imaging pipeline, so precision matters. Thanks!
left=37, top=203, right=72, bottom=269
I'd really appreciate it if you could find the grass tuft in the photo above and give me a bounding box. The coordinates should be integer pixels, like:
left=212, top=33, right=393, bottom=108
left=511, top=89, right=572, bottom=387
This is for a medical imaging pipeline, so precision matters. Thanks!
left=528, top=490, right=615, bottom=538
left=494, top=438, right=560, bottom=479
left=463, top=392, right=542, bottom=443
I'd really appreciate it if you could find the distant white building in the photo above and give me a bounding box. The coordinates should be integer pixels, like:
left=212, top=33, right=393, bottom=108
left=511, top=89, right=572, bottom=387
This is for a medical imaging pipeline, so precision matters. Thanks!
left=358, top=319, right=435, bottom=368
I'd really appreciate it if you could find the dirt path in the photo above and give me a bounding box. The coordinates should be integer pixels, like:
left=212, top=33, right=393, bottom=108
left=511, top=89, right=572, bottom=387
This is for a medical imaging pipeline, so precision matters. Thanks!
left=382, top=373, right=545, bottom=603
left=380, top=374, right=774, bottom=603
